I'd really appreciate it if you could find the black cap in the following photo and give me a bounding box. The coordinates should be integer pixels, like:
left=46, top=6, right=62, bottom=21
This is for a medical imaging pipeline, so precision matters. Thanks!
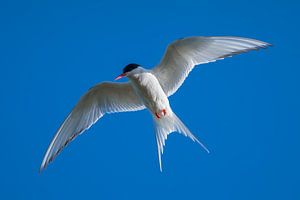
left=123, top=63, right=140, bottom=73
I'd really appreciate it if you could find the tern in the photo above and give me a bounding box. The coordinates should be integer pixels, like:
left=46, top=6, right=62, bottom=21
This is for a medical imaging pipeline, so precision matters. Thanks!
left=40, top=36, right=271, bottom=171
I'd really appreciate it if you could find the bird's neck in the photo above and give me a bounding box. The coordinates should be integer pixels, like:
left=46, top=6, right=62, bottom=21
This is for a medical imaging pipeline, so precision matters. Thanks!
left=127, top=67, right=150, bottom=83
left=127, top=67, right=147, bottom=77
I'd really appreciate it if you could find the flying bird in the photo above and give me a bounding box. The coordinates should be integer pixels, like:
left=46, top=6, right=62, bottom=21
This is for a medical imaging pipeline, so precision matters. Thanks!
left=40, top=36, right=271, bottom=171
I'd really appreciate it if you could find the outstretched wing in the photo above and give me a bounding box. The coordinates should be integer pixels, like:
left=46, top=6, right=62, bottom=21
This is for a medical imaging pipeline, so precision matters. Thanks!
left=40, top=82, right=145, bottom=171
left=153, top=36, right=271, bottom=96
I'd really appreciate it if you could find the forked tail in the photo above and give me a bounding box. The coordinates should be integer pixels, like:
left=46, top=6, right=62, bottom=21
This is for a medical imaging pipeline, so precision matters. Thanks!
left=153, top=110, right=209, bottom=171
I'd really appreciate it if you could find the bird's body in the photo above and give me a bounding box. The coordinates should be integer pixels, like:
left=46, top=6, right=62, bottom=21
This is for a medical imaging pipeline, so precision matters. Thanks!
left=127, top=68, right=170, bottom=118
left=40, top=36, right=271, bottom=171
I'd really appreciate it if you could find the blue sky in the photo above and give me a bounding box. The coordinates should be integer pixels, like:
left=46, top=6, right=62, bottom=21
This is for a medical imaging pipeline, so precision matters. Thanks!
left=0, top=0, right=299, bottom=199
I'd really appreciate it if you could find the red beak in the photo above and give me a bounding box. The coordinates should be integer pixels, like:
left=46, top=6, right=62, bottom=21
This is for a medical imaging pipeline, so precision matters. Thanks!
left=115, top=73, right=127, bottom=80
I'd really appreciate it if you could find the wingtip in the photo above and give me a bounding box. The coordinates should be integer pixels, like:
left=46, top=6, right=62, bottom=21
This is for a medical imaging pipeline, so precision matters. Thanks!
left=39, top=166, right=44, bottom=174
left=260, top=42, right=273, bottom=49
left=39, top=158, right=49, bottom=173
left=266, top=42, right=273, bottom=48
left=39, top=163, right=46, bottom=174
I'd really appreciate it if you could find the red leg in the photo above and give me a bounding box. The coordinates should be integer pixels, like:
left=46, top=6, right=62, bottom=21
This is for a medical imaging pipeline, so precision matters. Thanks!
left=155, top=112, right=161, bottom=119
left=162, top=109, right=167, bottom=116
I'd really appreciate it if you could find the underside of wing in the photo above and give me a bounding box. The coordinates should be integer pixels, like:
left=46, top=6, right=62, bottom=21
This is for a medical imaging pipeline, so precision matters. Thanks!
left=40, top=82, right=145, bottom=171
left=153, top=36, right=271, bottom=96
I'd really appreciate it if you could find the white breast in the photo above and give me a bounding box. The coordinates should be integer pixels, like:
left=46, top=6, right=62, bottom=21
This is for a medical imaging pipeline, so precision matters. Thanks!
left=128, top=71, right=170, bottom=115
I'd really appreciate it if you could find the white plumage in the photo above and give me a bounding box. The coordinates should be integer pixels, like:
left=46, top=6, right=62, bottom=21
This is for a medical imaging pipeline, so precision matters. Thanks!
left=40, top=36, right=271, bottom=171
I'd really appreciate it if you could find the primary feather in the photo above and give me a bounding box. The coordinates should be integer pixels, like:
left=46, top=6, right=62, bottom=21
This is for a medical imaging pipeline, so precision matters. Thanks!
left=153, top=36, right=271, bottom=96
left=40, top=82, right=144, bottom=171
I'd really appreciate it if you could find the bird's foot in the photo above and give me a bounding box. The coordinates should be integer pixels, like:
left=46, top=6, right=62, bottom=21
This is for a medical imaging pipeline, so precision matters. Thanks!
left=155, top=112, right=161, bottom=119
left=155, top=109, right=167, bottom=119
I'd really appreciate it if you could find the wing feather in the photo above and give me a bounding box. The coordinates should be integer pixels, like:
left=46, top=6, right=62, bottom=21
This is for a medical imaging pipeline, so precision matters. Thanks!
left=153, top=36, right=271, bottom=96
left=40, top=82, right=144, bottom=171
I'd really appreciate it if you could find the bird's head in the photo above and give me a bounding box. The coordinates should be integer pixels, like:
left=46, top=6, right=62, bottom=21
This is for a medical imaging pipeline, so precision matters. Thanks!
left=115, top=63, right=141, bottom=80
